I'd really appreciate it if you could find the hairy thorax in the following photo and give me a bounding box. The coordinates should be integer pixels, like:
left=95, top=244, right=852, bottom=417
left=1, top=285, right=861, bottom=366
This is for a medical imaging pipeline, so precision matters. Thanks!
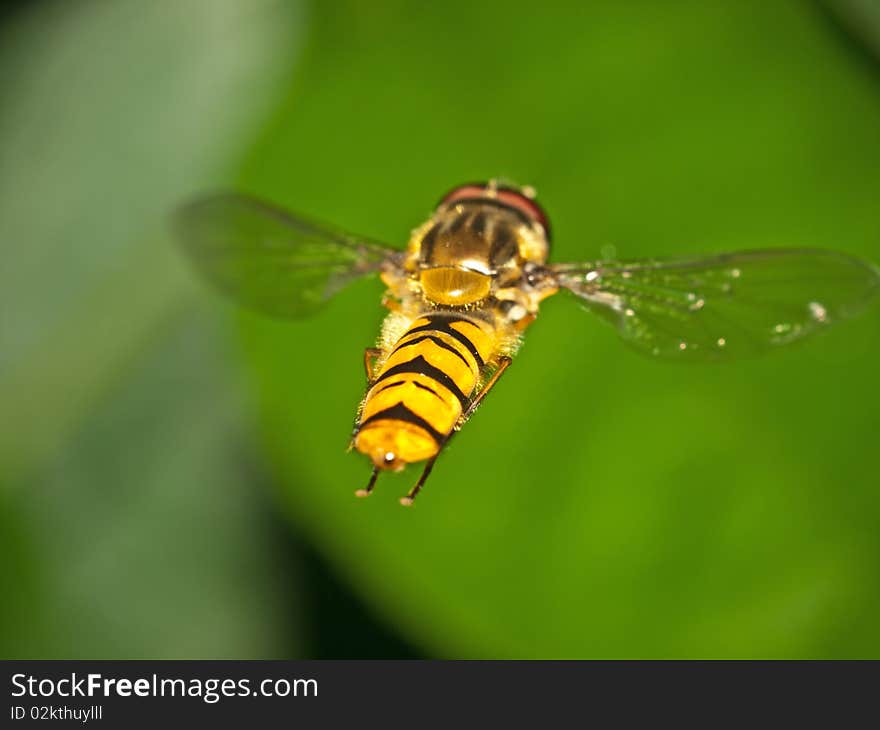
left=380, top=193, right=556, bottom=335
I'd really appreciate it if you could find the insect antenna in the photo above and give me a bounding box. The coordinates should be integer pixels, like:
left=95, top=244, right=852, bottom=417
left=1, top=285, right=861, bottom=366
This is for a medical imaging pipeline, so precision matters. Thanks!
left=355, top=467, right=380, bottom=498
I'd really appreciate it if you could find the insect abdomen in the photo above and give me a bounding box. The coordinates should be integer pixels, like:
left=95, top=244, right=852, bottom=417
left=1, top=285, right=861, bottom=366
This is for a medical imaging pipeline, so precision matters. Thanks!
left=354, top=313, right=493, bottom=470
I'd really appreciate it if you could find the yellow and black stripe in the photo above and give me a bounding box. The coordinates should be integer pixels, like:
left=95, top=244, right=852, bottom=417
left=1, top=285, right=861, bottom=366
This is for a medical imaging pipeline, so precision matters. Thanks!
left=354, top=313, right=495, bottom=469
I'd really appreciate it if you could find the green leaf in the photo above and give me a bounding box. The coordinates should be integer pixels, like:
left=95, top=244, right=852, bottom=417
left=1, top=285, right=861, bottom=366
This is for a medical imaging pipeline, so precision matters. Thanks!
left=0, top=0, right=301, bottom=480
left=821, top=0, right=880, bottom=64
left=12, top=312, right=299, bottom=658
left=237, top=0, right=880, bottom=657
left=0, top=0, right=303, bottom=657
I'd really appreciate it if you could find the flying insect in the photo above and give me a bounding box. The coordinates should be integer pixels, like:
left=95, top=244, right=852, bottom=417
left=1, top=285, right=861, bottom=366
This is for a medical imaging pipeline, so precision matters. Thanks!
left=174, top=181, right=880, bottom=505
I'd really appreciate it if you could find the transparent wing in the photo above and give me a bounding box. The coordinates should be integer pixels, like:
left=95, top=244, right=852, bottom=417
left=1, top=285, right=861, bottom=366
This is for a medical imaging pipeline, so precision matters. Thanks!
left=173, top=193, right=403, bottom=318
left=550, top=248, right=880, bottom=360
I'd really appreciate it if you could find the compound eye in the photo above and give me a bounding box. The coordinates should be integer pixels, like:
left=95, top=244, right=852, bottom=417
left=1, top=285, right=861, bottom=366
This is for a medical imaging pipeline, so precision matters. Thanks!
left=494, top=188, right=551, bottom=241
left=420, top=267, right=491, bottom=306
left=439, top=183, right=488, bottom=207
left=437, top=182, right=551, bottom=242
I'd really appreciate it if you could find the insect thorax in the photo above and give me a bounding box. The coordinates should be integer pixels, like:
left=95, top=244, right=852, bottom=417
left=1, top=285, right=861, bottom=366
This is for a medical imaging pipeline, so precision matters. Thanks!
left=392, top=199, right=552, bottom=324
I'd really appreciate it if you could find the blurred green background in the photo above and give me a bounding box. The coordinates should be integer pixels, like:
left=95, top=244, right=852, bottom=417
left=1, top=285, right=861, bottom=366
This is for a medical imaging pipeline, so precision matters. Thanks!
left=2, top=0, right=879, bottom=659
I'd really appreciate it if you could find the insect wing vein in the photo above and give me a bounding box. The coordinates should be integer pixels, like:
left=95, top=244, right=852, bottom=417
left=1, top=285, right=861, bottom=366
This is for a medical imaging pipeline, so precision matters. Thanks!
left=173, top=192, right=402, bottom=318
left=550, top=248, right=880, bottom=359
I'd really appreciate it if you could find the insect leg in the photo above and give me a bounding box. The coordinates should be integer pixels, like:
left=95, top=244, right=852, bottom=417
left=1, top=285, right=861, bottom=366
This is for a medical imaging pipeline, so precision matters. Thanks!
left=355, top=466, right=380, bottom=498
left=399, top=356, right=513, bottom=506
left=513, top=314, right=536, bottom=331
left=380, top=292, right=402, bottom=312
left=363, top=347, right=382, bottom=381
left=400, top=457, right=437, bottom=506
left=456, top=355, right=512, bottom=428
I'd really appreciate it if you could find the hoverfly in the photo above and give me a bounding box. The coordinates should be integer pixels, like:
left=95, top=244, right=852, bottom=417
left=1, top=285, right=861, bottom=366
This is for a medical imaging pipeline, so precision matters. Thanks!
left=174, top=180, right=880, bottom=505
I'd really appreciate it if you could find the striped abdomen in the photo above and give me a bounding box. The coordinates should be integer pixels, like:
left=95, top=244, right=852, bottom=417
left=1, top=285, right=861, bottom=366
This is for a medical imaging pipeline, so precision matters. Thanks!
left=354, top=313, right=494, bottom=470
